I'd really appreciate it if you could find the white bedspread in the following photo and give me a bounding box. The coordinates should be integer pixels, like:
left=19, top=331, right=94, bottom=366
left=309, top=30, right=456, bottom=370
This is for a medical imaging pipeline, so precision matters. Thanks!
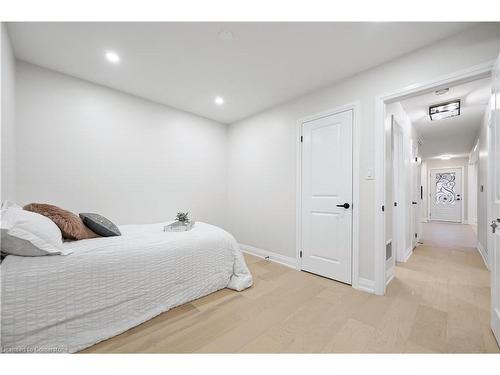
left=1, top=222, right=252, bottom=353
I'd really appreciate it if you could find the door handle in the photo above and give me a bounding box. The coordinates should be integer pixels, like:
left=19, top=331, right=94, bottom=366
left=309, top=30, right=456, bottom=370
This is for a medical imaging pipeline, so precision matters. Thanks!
left=336, top=203, right=350, bottom=209
left=492, top=219, right=500, bottom=234
left=412, top=202, right=417, bottom=205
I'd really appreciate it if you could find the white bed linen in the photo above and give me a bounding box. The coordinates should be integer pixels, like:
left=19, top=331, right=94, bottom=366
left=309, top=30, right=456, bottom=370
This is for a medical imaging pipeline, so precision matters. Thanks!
left=1, top=222, right=252, bottom=353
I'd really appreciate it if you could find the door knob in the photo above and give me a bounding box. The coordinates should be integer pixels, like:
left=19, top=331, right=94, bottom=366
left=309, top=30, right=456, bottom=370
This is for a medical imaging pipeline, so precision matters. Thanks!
left=492, top=219, right=500, bottom=234
left=336, top=203, right=350, bottom=209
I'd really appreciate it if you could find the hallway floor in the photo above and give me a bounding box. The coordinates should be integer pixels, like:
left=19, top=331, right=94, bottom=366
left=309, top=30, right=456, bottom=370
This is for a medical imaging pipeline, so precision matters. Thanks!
left=83, top=225, right=499, bottom=353
left=420, top=221, right=477, bottom=249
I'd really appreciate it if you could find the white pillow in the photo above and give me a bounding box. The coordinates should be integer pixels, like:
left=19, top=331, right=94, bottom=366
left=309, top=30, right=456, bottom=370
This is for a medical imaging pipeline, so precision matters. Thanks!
left=0, top=207, right=70, bottom=256
left=1, top=200, right=21, bottom=210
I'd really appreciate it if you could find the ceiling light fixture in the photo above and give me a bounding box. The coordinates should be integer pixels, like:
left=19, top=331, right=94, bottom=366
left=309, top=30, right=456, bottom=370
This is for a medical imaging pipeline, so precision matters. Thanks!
left=105, top=51, right=121, bottom=64
left=435, top=88, right=449, bottom=96
left=429, top=100, right=460, bottom=121
left=440, top=155, right=452, bottom=160
left=214, top=96, right=225, bottom=106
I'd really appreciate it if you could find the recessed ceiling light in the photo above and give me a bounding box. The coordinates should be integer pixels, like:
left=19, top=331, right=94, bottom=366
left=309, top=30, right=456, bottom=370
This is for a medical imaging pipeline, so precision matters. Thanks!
left=440, top=155, right=452, bottom=160
left=218, top=30, right=234, bottom=41
left=214, top=96, right=225, bottom=106
left=429, top=100, right=460, bottom=121
left=105, top=51, right=121, bottom=64
left=435, top=88, right=449, bottom=96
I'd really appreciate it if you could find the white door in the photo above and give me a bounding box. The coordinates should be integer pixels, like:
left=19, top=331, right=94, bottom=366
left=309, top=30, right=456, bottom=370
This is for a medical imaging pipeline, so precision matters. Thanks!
left=429, top=168, right=462, bottom=223
left=301, top=110, right=352, bottom=284
left=490, top=54, right=500, bottom=345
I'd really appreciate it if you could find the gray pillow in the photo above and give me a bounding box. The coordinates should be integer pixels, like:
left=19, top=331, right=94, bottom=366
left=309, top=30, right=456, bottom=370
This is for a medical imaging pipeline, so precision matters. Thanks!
left=79, top=213, right=121, bottom=237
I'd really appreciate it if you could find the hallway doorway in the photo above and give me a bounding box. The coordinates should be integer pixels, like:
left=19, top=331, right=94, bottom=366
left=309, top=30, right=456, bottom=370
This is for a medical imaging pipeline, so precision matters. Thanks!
left=379, top=64, right=499, bottom=349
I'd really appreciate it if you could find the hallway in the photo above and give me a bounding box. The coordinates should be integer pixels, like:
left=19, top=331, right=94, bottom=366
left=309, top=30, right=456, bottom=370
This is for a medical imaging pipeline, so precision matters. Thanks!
left=391, top=246, right=494, bottom=351
left=391, top=221, right=496, bottom=352
left=420, top=222, right=478, bottom=250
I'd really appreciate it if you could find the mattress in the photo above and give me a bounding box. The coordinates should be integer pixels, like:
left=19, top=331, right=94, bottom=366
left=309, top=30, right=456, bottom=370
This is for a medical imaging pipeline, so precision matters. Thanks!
left=1, top=222, right=252, bottom=353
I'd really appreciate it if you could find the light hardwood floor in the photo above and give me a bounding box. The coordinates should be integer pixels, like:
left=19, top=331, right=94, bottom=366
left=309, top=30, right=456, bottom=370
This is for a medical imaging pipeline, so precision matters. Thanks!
left=82, top=233, right=499, bottom=353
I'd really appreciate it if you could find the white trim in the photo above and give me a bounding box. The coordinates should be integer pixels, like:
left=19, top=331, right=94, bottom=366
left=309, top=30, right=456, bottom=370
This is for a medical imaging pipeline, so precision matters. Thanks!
left=386, top=272, right=395, bottom=287
left=427, top=166, right=465, bottom=224
left=385, top=239, right=395, bottom=286
left=402, top=245, right=413, bottom=263
left=374, top=60, right=495, bottom=295
left=356, top=277, right=375, bottom=294
left=477, top=241, right=489, bottom=270
left=296, top=101, right=361, bottom=289
left=486, top=112, right=495, bottom=286
left=239, top=243, right=297, bottom=269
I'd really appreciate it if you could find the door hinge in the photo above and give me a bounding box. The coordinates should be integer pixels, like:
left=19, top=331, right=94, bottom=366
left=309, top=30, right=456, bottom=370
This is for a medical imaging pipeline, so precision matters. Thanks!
left=394, top=202, right=397, bottom=207
left=382, top=205, right=385, bottom=212
left=300, top=250, right=303, bottom=258
left=415, top=233, right=417, bottom=239
left=300, top=135, right=303, bottom=142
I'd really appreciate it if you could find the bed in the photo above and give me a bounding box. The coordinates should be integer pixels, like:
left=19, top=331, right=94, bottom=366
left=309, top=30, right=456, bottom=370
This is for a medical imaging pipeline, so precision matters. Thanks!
left=1, top=221, right=253, bottom=353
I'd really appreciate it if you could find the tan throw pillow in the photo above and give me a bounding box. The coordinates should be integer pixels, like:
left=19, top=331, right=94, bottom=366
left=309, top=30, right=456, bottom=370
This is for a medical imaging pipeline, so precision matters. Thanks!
left=23, top=203, right=100, bottom=241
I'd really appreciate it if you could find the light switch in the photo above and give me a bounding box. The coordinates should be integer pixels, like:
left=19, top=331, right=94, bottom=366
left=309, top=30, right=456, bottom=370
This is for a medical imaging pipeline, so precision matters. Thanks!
left=366, top=167, right=374, bottom=180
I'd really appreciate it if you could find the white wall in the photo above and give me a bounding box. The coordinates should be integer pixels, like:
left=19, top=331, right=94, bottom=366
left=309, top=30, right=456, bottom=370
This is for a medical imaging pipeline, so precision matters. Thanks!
left=226, top=24, right=500, bottom=283
left=421, top=157, right=469, bottom=222
left=15, top=62, right=229, bottom=227
left=1, top=23, right=16, bottom=202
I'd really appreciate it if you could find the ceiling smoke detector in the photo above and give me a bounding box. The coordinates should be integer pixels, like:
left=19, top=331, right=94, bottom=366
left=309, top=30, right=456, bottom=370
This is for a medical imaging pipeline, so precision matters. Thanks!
left=429, top=100, right=460, bottom=121
left=218, top=30, right=234, bottom=41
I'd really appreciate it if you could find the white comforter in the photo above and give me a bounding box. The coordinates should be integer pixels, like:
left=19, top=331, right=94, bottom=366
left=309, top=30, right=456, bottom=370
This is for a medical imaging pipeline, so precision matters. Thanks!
left=1, top=222, right=252, bottom=353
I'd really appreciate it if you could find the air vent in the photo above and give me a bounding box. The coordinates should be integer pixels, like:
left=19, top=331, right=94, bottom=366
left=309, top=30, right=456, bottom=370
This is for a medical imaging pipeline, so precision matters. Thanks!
left=386, top=241, right=392, bottom=261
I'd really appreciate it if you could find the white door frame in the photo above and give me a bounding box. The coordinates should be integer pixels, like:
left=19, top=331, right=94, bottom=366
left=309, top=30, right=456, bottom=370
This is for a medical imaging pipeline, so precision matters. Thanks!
left=427, top=166, right=465, bottom=224
left=374, top=60, right=495, bottom=295
left=296, top=101, right=361, bottom=290
left=392, top=119, right=406, bottom=263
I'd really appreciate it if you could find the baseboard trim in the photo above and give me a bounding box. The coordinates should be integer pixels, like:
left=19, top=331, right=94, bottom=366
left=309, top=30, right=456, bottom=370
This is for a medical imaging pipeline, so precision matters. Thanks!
left=356, top=277, right=375, bottom=294
left=239, top=243, right=297, bottom=269
left=477, top=241, right=489, bottom=270
left=465, top=219, right=478, bottom=225
left=402, top=246, right=413, bottom=263
left=386, top=268, right=395, bottom=286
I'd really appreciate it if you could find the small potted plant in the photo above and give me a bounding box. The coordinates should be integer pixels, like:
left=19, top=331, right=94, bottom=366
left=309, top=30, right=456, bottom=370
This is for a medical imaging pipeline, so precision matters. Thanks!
left=164, top=211, right=194, bottom=232
left=175, top=211, right=190, bottom=224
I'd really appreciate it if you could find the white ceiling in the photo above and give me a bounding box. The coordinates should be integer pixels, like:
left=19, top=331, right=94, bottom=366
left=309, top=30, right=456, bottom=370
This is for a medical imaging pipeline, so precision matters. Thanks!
left=7, top=22, right=475, bottom=124
left=400, top=77, right=491, bottom=159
